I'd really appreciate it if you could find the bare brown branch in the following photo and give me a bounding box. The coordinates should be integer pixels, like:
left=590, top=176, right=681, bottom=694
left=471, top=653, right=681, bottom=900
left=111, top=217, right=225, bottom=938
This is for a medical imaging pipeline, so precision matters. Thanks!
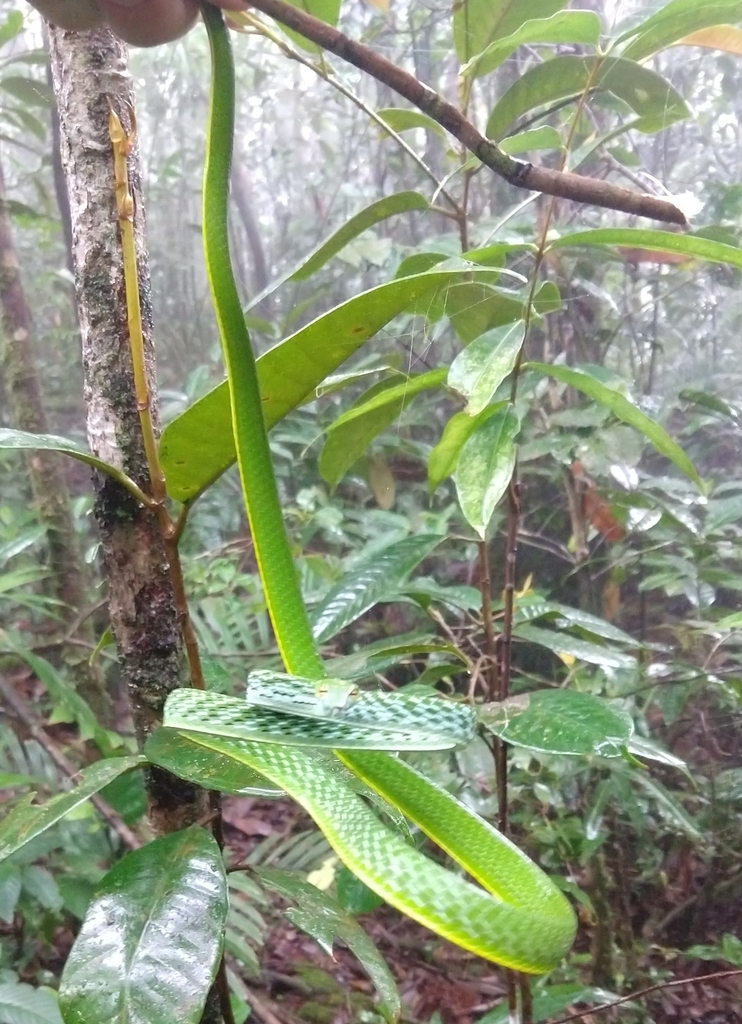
left=241, top=0, right=688, bottom=226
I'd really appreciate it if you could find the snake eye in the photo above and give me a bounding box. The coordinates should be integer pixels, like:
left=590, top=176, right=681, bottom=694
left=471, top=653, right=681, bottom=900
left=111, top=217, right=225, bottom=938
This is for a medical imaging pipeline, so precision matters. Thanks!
left=317, top=685, right=329, bottom=697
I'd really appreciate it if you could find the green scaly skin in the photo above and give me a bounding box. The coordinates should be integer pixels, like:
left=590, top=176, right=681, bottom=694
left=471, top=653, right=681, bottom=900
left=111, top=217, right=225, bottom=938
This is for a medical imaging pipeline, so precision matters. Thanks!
left=199, top=4, right=576, bottom=974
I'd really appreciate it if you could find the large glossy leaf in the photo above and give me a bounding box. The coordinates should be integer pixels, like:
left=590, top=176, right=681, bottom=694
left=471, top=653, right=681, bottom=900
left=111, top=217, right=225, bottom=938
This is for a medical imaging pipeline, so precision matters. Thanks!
left=480, top=690, right=633, bottom=757
left=0, top=983, right=64, bottom=1024
left=462, top=11, right=601, bottom=79
left=548, top=227, right=742, bottom=270
left=144, top=729, right=283, bottom=797
left=320, top=370, right=447, bottom=487
left=311, top=534, right=443, bottom=643
left=160, top=268, right=477, bottom=502
left=454, top=406, right=519, bottom=539
left=448, top=322, right=524, bottom=415
left=619, top=0, right=742, bottom=61
left=526, top=363, right=703, bottom=488
left=514, top=624, right=636, bottom=670
left=256, top=867, right=400, bottom=1023
left=486, top=56, right=690, bottom=140
left=453, top=0, right=568, bottom=64
left=0, top=757, right=143, bottom=863
left=428, top=405, right=504, bottom=492
left=59, top=827, right=228, bottom=1024
left=0, top=429, right=142, bottom=498
left=292, top=192, right=429, bottom=281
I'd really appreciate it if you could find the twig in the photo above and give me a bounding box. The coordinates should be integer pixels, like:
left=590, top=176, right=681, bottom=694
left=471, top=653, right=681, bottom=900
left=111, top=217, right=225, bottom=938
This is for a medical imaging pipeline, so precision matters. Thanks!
left=216, top=957, right=237, bottom=1024
left=242, top=0, right=687, bottom=225
left=548, top=968, right=742, bottom=1024
left=245, top=986, right=289, bottom=1024
left=232, top=11, right=461, bottom=216
left=0, top=673, right=141, bottom=849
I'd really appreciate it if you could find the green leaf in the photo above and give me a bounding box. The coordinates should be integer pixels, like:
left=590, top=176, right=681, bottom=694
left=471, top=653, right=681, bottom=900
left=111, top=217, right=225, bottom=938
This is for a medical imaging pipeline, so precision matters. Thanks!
left=0, top=11, right=24, bottom=50
left=486, top=56, right=690, bottom=140
left=329, top=631, right=469, bottom=680
left=499, top=126, right=565, bottom=155
left=0, top=757, right=142, bottom=863
left=319, top=370, right=447, bottom=488
left=336, top=866, right=386, bottom=915
left=0, top=429, right=143, bottom=498
left=478, top=982, right=615, bottom=1024
left=480, top=690, right=633, bottom=757
left=144, top=729, right=283, bottom=797
left=428, top=405, right=504, bottom=492
left=680, top=389, right=739, bottom=420
left=532, top=280, right=562, bottom=315
left=448, top=322, right=524, bottom=415
left=521, top=600, right=639, bottom=645
left=160, top=268, right=478, bottom=502
left=445, top=283, right=524, bottom=344
left=453, top=0, right=568, bottom=64
left=454, top=406, right=519, bottom=539
left=619, top=0, right=742, bottom=61
left=525, top=362, right=703, bottom=488
left=59, top=827, right=228, bottom=1024
left=462, top=11, right=602, bottom=79
left=0, top=983, right=64, bottom=1024
left=311, top=534, right=443, bottom=643
left=320, top=389, right=404, bottom=490
left=0, top=772, right=39, bottom=789
left=626, top=736, right=690, bottom=777
left=514, top=624, right=637, bottom=670
left=22, top=865, right=62, bottom=911
left=548, top=227, right=742, bottom=271
left=277, top=0, right=340, bottom=52
left=256, top=867, right=399, bottom=1023
left=0, top=75, right=53, bottom=108
left=376, top=108, right=446, bottom=138
left=3, top=646, right=102, bottom=744
left=625, top=768, right=701, bottom=838
left=0, top=862, right=21, bottom=923
left=292, top=192, right=430, bottom=281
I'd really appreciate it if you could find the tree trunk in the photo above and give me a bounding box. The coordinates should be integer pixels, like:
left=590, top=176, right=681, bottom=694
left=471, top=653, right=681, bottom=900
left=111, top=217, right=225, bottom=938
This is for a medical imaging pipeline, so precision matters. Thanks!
left=46, top=24, right=211, bottom=837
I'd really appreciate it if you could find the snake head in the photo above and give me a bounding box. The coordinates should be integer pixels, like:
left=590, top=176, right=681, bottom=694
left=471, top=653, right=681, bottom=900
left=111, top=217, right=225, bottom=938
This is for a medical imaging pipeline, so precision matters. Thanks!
left=315, top=680, right=361, bottom=715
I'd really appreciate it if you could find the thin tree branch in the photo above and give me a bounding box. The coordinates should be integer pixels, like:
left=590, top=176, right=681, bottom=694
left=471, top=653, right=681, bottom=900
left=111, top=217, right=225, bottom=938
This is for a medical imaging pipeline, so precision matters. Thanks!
left=0, top=673, right=141, bottom=850
left=238, top=0, right=687, bottom=226
left=233, top=11, right=462, bottom=216
left=549, top=968, right=742, bottom=1024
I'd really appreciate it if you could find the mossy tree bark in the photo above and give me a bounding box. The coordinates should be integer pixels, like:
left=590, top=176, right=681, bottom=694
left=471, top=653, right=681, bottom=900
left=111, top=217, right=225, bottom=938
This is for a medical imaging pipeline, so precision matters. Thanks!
left=46, top=21, right=213, bottom=824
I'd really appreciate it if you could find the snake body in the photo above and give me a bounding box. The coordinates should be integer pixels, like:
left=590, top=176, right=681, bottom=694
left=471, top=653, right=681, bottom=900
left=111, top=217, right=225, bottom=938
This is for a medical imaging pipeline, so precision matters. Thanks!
left=182, top=4, right=577, bottom=975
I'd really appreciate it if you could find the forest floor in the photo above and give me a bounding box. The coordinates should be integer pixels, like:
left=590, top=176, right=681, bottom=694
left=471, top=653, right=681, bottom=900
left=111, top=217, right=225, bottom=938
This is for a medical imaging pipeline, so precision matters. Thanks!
left=221, top=794, right=742, bottom=1024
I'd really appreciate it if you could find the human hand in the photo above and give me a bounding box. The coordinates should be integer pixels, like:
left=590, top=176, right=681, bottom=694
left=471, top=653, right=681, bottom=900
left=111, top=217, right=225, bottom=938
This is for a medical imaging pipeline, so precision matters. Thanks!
left=27, top=0, right=247, bottom=46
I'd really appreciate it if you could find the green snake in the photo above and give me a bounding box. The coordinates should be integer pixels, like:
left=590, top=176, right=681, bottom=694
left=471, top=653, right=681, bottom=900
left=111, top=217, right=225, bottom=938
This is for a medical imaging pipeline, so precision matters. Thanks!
left=170, top=3, right=577, bottom=975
